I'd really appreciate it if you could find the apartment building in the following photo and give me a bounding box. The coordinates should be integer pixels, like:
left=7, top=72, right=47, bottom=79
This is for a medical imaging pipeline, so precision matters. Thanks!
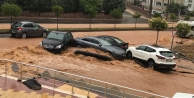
left=141, top=0, right=184, bottom=12
left=184, top=0, right=194, bottom=11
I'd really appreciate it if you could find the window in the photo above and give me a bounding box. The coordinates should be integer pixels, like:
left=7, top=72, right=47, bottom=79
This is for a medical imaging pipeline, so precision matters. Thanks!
left=137, top=46, right=147, bottom=51
left=99, top=39, right=112, bottom=46
left=188, top=0, right=192, bottom=2
left=105, top=38, right=114, bottom=43
left=67, top=32, right=73, bottom=39
left=159, top=51, right=174, bottom=57
left=92, top=39, right=100, bottom=44
left=112, top=37, right=125, bottom=43
left=46, top=32, right=65, bottom=40
left=145, top=47, right=156, bottom=52
left=64, top=34, right=69, bottom=42
left=155, top=2, right=161, bottom=6
left=164, top=3, right=167, bottom=6
left=23, top=24, right=33, bottom=28
left=82, top=38, right=92, bottom=42
left=32, top=23, right=39, bottom=28
left=12, top=22, right=22, bottom=27
left=188, top=4, right=192, bottom=8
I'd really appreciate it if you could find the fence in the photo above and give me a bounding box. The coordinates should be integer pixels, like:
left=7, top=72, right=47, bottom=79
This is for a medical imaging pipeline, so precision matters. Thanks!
left=0, top=58, right=169, bottom=98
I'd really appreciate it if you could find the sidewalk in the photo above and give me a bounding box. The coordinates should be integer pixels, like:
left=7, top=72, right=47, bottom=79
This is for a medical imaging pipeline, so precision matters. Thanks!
left=0, top=23, right=177, bottom=29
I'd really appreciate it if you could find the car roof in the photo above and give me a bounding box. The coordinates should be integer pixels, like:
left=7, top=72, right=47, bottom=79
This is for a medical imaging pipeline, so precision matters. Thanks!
left=141, top=44, right=170, bottom=51
left=50, top=30, right=69, bottom=34
left=18, top=21, right=34, bottom=24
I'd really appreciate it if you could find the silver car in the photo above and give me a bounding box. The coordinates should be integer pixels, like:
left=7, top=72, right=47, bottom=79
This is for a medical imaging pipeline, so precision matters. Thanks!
left=10, top=21, right=48, bottom=38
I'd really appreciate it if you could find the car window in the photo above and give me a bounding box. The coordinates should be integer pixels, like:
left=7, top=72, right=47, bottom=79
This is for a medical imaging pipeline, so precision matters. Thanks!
left=137, top=45, right=147, bottom=51
left=46, top=32, right=65, bottom=40
left=105, top=38, right=114, bottom=43
left=23, top=23, right=33, bottom=28
left=82, top=38, right=92, bottom=42
left=33, top=23, right=39, bottom=28
left=64, top=34, right=69, bottom=42
left=112, top=37, right=124, bottom=43
left=145, top=47, right=156, bottom=52
left=12, top=22, right=22, bottom=27
left=159, top=51, right=174, bottom=57
left=67, top=32, right=73, bottom=39
left=99, top=39, right=112, bottom=46
left=92, top=39, right=100, bottom=44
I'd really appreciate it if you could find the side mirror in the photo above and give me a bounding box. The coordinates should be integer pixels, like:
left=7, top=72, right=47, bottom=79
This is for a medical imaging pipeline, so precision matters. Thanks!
left=136, top=47, right=138, bottom=50
left=99, top=44, right=102, bottom=47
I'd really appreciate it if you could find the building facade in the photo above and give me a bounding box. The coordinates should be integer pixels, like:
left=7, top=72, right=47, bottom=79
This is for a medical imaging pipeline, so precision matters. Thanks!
left=141, top=0, right=184, bottom=12
left=184, top=0, right=194, bottom=11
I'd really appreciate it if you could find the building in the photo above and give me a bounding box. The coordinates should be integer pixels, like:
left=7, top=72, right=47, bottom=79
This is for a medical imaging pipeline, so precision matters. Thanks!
left=184, top=0, right=194, bottom=11
left=141, top=0, right=184, bottom=12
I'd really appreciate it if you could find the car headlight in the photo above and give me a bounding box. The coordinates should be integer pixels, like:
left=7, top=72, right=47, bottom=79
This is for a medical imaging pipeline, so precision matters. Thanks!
left=39, top=42, right=42, bottom=46
left=115, top=51, right=122, bottom=54
left=55, top=45, right=62, bottom=49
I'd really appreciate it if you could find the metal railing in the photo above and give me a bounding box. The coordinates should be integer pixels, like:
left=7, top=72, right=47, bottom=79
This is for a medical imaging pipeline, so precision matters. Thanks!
left=0, top=58, right=169, bottom=98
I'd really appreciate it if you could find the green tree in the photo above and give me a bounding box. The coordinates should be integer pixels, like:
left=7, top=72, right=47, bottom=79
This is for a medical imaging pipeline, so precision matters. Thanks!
left=167, top=2, right=180, bottom=15
left=148, top=18, right=168, bottom=45
left=175, top=23, right=191, bottom=43
left=110, top=8, right=122, bottom=28
left=52, top=5, right=63, bottom=29
left=152, top=12, right=162, bottom=18
left=132, top=12, right=141, bottom=28
left=80, top=0, right=102, bottom=28
left=184, top=14, right=190, bottom=21
left=103, top=0, right=126, bottom=14
left=1, top=3, right=22, bottom=25
left=170, top=13, right=176, bottom=28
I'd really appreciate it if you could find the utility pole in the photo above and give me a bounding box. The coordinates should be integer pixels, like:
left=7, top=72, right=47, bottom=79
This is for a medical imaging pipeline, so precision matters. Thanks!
left=166, top=0, right=170, bottom=20
left=149, top=0, right=153, bottom=18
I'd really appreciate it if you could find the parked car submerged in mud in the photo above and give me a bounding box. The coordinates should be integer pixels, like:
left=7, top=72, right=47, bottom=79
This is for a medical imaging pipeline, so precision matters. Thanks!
left=10, top=21, right=48, bottom=38
left=126, top=44, right=176, bottom=70
left=74, top=36, right=126, bottom=60
left=97, top=35, right=129, bottom=50
left=39, top=30, right=74, bottom=53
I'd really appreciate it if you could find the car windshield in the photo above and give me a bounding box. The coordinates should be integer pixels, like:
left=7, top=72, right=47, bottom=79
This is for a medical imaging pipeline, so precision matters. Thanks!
left=159, top=51, right=174, bottom=57
left=46, top=32, right=64, bottom=40
left=99, top=39, right=112, bottom=46
left=12, top=22, right=22, bottom=27
left=113, top=37, right=125, bottom=43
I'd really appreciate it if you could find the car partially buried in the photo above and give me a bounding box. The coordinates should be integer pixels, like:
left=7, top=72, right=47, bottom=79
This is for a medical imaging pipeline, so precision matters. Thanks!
left=74, top=36, right=126, bottom=60
left=39, top=30, right=74, bottom=53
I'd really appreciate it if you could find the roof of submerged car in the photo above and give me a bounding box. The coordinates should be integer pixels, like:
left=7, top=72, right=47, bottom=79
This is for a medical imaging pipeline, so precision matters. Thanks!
left=50, top=30, right=69, bottom=34
left=142, top=44, right=170, bottom=51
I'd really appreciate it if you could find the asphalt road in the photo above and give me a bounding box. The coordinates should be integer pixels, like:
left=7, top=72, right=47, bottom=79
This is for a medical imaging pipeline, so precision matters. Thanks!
left=0, top=11, right=148, bottom=24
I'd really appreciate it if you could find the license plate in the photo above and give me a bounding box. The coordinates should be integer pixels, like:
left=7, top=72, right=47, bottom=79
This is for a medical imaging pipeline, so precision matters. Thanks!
left=166, top=59, right=172, bottom=62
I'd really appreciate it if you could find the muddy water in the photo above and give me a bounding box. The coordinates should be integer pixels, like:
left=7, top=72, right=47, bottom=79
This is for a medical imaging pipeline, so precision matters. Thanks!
left=0, top=31, right=194, bottom=97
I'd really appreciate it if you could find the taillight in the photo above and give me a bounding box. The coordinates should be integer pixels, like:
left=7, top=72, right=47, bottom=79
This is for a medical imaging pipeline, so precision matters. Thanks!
left=173, top=57, right=177, bottom=60
left=18, top=27, right=22, bottom=31
left=156, top=55, right=165, bottom=59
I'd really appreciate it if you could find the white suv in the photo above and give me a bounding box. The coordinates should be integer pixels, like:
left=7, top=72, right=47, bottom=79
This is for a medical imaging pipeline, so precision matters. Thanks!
left=126, top=44, right=176, bottom=70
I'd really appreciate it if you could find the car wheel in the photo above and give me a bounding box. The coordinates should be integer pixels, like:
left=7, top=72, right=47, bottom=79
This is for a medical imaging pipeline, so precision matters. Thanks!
left=148, top=59, right=155, bottom=67
left=105, top=51, right=113, bottom=57
left=42, top=32, right=47, bottom=38
left=21, top=33, right=27, bottom=38
left=126, top=51, right=133, bottom=59
left=189, top=35, right=193, bottom=38
left=77, top=44, right=82, bottom=48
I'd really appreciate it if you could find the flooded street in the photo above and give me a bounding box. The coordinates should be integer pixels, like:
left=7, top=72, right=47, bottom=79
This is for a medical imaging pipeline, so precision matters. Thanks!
left=0, top=31, right=194, bottom=97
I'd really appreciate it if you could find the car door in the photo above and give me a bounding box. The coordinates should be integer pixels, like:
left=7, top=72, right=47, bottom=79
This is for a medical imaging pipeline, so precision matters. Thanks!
left=23, top=23, right=34, bottom=36
left=134, top=45, right=147, bottom=59
left=81, top=38, right=93, bottom=47
left=141, top=47, right=156, bottom=61
left=32, top=23, right=42, bottom=36
left=91, top=39, right=102, bottom=50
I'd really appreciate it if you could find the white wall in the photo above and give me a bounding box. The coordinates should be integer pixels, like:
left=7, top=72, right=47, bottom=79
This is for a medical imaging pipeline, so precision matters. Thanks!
left=184, top=0, right=194, bottom=11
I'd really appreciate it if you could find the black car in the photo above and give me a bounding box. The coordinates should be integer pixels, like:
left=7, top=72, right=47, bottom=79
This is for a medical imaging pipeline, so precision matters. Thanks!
left=10, top=21, right=48, bottom=38
left=97, top=35, right=129, bottom=50
left=40, top=31, right=74, bottom=52
left=74, top=36, right=126, bottom=60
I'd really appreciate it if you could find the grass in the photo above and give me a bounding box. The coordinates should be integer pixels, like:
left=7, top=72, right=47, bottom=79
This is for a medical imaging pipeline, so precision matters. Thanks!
left=0, top=27, right=175, bottom=34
